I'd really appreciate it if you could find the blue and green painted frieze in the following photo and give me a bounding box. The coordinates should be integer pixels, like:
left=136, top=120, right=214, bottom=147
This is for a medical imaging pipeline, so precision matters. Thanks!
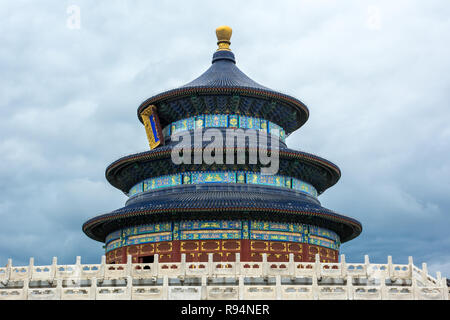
left=105, top=220, right=340, bottom=252
left=128, top=171, right=318, bottom=199
left=162, top=114, right=285, bottom=142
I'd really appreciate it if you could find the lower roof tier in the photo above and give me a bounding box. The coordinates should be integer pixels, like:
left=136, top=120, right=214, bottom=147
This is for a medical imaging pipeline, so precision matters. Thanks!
left=82, top=184, right=362, bottom=244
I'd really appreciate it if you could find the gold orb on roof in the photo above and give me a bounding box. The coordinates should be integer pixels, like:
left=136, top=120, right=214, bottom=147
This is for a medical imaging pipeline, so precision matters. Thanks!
left=216, top=25, right=232, bottom=51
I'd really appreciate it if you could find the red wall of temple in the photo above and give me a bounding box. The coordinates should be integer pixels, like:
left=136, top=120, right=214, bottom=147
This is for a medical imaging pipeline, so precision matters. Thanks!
left=106, top=240, right=338, bottom=264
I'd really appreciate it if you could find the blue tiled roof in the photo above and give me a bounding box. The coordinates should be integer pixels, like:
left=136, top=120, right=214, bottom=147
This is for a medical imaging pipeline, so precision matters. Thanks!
left=136, top=50, right=309, bottom=133
left=180, top=51, right=270, bottom=90
left=104, top=141, right=341, bottom=196
left=83, top=184, right=362, bottom=243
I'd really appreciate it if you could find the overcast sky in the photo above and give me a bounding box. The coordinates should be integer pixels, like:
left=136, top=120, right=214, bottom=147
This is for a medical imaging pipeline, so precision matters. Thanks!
left=1, top=1, right=449, bottom=277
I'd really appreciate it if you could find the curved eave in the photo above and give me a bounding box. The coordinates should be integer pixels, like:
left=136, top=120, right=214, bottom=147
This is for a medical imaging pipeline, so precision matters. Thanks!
left=136, top=86, right=310, bottom=133
left=83, top=206, right=361, bottom=244
left=104, top=147, right=341, bottom=193
left=83, top=184, right=360, bottom=244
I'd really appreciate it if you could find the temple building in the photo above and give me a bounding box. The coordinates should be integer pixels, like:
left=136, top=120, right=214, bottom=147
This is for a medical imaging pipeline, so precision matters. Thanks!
left=1, top=26, right=447, bottom=301
left=82, top=26, right=362, bottom=265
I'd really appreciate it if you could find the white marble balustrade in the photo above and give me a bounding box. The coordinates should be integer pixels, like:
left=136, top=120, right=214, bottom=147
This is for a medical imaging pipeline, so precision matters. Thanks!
left=0, top=254, right=448, bottom=300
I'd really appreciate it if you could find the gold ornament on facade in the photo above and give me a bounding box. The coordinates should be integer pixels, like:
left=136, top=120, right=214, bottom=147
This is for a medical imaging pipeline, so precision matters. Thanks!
left=140, top=105, right=164, bottom=150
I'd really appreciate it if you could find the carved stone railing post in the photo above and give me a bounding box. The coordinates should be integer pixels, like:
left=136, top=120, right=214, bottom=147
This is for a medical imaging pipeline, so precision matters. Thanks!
left=315, top=254, right=321, bottom=280
left=288, top=253, right=294, bottom=278
left=99, top=255, right=106, bottom=281
left=275, top=275, right=282, bottom=300
left=208, top=253, right=213, bottom=277
left=90, top=277, right=97, bottom=300
left=28, top=257, right=34, bottom=281
left=436, top=272, right=443, bottom=299
left=201, top=275, right=207, bottom=300
left=238, top=275, right=244, bottom=300
left=126, top=255, right=132, bottom=277
left=312, top=273, right=319, bottom=300
left=152, top=254, right=159, bottom=277
left=5, top=258, right=12, bottom=283
left=55, top=278, right=62, bottom=300
left=340, top=254, right=347, bottom=278
left=235, top=253, right=240, bottom=277
left=422, top=262, right=428, bottom=285
left=163, top=275, right=169, bottom=300
left=23, top=276, right=29, bottom=300
left=380, top=275, right=387, bottom=300
left=181, top=254, right=186, bottom=277
left=387, top=256, right=393, bottom=280
left=50, top=257, right=57, bottom=283
left=346, top=275, right=353, bottom=300
left=408, top=256, right=414, bottom=278
left=75, top=256, right=81, bottom=284
left=411, top=270, right=419, bottom=300
left=364, top=255, right=370, bottom=277
left=262, top=253, right=268, bottom=278
left=126, top=275, right=132, bottom=300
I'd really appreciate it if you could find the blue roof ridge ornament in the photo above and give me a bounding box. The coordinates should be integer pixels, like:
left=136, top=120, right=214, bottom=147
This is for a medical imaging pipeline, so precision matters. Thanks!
left=212, top=50, right=236, bottom=64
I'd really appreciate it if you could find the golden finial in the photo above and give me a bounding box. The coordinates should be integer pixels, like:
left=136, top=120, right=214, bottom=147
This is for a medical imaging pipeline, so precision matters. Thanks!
left=216, top=25, right=232, bottom=51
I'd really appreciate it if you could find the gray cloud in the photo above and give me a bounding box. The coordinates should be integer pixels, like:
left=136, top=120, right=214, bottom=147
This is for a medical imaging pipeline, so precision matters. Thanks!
left=0, top=1, right=449, bottom=278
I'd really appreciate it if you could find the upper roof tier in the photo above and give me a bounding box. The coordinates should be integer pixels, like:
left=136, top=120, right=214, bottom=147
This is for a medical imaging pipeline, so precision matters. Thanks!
left=137, top=26, right=310, bottom=135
